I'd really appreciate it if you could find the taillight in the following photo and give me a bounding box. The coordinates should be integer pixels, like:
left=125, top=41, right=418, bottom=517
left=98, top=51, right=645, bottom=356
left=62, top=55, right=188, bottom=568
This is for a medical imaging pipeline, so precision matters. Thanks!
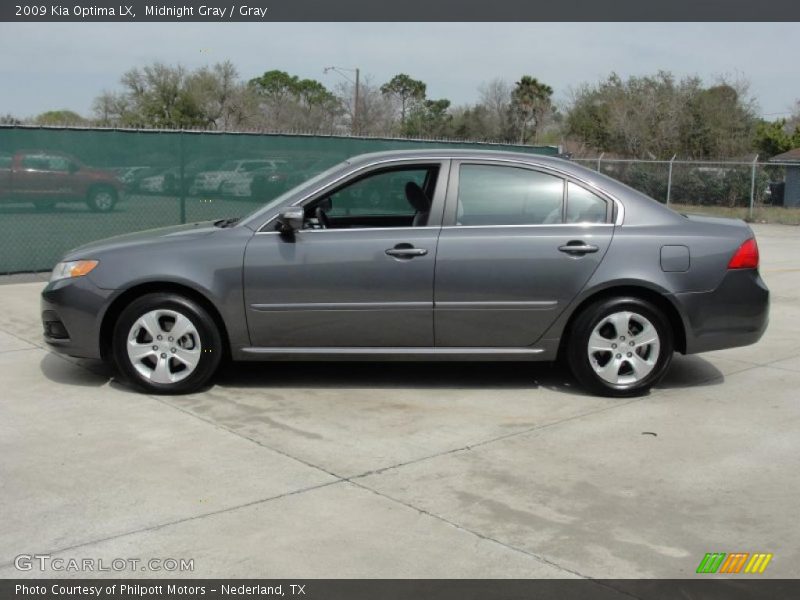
left=728, top=238, right=759, bottom=269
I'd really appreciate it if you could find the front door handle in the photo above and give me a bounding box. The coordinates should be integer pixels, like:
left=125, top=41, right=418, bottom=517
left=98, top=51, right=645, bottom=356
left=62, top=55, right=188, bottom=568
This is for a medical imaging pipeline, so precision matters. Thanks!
left=386, top=245, right=428, bottom=258
left=558, top=241, right=599, bottom=255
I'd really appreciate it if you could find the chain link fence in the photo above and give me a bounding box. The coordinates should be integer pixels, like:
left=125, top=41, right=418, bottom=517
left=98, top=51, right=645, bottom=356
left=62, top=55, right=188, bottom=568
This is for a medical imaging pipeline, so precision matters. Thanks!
left=0, top=126, right=558, bottom=274
left=3, top=125, right=796, bottom=275
left=572, top=156, right=800, bottom=225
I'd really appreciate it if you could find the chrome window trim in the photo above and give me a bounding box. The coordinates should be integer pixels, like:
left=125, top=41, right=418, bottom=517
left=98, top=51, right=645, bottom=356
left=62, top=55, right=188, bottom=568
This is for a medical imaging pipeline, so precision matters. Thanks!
left=255, top=156, right=625, bottom=232
left=448, top=158, right=624, bottom=227
left=256, top=157, right=452, bottom=233
left=440, top=223, right=614, bottom=230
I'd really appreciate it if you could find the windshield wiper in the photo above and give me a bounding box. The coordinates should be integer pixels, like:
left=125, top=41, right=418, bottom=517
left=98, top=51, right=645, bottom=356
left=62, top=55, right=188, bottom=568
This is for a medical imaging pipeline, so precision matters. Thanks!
left=213, top=217, right=241, bottom=228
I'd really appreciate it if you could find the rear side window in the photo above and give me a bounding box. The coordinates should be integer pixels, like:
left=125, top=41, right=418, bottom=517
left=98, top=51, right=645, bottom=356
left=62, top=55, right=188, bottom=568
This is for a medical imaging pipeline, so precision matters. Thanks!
left=456, top=164, right=564, bottom=226
left=566, top=182, right=608, bottom=223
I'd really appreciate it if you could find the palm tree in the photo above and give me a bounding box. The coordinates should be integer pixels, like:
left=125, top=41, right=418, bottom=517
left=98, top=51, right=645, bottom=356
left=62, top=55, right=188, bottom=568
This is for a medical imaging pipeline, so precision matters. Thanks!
left=510, top=76, right=553, bottom=144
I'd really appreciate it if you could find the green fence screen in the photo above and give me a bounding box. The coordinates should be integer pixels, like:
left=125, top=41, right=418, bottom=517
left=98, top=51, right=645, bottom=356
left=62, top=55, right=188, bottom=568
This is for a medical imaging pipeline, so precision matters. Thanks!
left=0, top=126, right=558, bottom=274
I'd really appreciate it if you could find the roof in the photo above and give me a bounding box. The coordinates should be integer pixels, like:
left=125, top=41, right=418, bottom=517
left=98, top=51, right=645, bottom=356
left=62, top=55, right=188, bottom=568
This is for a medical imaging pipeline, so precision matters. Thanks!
left=346, top=148, right=574, bottom=170
left=770, top=148, right=800, bottom=163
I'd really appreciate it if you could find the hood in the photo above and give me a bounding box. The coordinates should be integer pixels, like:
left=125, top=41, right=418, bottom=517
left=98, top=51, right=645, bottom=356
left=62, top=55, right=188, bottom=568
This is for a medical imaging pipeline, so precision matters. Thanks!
left=64, top=221, right=218, bottom=260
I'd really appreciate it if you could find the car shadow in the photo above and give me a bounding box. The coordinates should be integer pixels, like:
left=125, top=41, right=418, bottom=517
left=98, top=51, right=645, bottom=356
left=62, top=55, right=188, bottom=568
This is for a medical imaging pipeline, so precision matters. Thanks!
left=39, top=352, right=724, bottom=395
left=655, top=354, right=726, bottom=389
left=215, top=360, right=576, bottom=392
left=39, top=353, right=112, bottom=387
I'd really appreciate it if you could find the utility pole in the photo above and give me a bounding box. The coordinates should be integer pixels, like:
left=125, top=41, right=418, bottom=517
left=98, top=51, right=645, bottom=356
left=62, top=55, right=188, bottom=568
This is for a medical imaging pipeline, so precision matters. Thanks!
left=324, top=66, right=360, bottom=136
left=353, top=68, right=360, bottom=135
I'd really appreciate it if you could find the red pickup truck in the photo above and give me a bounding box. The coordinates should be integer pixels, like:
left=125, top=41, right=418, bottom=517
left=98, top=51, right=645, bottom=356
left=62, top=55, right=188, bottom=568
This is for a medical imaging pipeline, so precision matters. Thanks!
left=0, top=150, right=123, bottom=211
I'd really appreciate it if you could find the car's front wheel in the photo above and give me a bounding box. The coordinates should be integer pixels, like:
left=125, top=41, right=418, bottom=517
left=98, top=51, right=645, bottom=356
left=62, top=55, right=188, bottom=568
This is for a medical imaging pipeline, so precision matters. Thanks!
left=567, top=296, right=673, bottom=397
left=112, top=293, right=222, bottom=394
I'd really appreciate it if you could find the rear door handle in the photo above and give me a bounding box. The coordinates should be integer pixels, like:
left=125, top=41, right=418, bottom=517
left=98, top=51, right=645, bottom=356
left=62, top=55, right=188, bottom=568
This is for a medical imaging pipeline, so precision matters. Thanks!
left=558, top=242, right=599, bottom=255
left=386, top=246, right=428, bottom=258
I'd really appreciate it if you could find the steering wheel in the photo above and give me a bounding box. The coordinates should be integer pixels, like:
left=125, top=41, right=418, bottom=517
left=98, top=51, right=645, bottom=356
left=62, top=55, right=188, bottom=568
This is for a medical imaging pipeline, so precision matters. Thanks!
left=315, top=206, right=330, bottom=229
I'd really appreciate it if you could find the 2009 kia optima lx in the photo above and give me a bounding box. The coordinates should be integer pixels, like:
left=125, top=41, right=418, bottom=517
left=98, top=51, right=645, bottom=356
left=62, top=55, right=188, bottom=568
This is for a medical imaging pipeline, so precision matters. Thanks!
left=41, top=150, right=769, bottom=396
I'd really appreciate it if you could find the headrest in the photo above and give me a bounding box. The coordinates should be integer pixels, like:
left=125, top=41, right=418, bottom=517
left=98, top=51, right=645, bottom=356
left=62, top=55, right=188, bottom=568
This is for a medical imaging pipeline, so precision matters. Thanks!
left=405, top=181, right=431, bottom=212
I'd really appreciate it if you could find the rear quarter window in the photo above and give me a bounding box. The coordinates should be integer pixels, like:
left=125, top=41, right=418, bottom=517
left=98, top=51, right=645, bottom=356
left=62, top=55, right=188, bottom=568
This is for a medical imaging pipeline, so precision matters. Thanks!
left=566, top=182, right=608, bottom=223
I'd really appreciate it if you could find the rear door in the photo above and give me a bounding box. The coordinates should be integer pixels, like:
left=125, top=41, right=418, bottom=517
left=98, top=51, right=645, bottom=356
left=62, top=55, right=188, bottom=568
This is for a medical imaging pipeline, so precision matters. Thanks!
left=434, top=160, right=615, bottom=347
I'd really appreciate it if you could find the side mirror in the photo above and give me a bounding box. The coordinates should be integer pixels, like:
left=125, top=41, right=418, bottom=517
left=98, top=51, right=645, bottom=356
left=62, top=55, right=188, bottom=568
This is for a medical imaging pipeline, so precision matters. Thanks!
left=277, top=207, right=304, bottom=233
left=68, top=162, right=80, bottom=173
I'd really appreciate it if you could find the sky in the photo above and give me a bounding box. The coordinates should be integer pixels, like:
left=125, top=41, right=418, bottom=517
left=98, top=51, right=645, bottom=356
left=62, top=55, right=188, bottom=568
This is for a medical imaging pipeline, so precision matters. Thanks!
left=0, top=22, right=797, bottom=120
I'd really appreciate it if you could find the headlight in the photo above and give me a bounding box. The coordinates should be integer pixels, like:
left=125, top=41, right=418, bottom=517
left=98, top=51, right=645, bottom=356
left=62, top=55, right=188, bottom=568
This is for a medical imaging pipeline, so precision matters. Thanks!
left=50, top=260, right=99, bottom=282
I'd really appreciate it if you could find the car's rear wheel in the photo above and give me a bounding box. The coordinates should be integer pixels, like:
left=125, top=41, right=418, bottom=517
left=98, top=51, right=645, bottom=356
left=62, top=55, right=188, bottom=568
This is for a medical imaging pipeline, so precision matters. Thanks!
left=112, top=293, right=222, bottom=394
left=87, top=186, right=117, bottom=212
left=567, top=296, right=673, bottom=397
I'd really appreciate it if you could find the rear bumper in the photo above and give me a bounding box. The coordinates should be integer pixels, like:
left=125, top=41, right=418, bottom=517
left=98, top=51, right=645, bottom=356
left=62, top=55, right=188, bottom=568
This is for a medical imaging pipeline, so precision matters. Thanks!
left=675, top=269, right=769, bottom=354
left=40, top=276, right=113, bottom=359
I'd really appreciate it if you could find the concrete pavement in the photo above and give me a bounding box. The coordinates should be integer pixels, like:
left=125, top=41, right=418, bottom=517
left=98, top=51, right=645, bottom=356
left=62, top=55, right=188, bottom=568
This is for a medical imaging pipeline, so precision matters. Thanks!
left=1, top=224, right=798, bottom=579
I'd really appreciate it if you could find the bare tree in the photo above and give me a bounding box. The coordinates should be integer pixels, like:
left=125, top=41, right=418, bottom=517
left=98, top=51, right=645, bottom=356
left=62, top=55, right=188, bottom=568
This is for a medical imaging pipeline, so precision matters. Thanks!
left=565, top=71, right=758, bottom=159
left=188, top=61, right=245, bottom=129
left=478, top=78, right=512, bottom=139
left=336, top=77, right=395, bottom=136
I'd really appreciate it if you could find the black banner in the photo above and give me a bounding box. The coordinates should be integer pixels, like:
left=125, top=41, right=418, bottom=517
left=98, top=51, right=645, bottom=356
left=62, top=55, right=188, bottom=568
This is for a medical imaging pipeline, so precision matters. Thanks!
left=3, top=580, right=800, bottom=600
left=2, top=0, right=800, bottom=22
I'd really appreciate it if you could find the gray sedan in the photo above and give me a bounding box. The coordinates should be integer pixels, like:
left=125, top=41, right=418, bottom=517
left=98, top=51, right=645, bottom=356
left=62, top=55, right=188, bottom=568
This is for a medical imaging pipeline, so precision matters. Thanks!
left=41, top=150, right=769, bottom=396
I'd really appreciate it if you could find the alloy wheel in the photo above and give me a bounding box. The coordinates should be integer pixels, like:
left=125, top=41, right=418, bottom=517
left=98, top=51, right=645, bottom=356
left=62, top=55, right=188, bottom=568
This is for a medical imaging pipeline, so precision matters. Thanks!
left=587, top=311, right=661, bottom=386
left=126, top=309, right=202, bottom=384
left=94, top=191, right=114, bottom=210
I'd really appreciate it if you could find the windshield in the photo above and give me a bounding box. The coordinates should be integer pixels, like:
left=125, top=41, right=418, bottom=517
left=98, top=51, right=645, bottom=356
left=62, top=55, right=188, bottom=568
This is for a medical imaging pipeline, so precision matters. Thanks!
left=241, top=161, right=348, bottom=225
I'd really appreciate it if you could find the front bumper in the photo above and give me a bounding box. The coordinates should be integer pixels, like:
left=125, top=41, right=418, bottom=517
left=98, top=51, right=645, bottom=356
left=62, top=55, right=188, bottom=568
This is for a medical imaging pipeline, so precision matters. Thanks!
left=675, top=268, right=769, bottom=354
left=40, top=275, right=114, bottom=359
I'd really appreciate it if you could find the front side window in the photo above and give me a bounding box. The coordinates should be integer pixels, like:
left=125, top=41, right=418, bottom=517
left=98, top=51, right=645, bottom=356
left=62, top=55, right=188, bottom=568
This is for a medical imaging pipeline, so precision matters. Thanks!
left=456, top=164, right=564, bottom=226
left=326, top=168, right=430, bottom=217
left=294, top=164, right=439, bottom=230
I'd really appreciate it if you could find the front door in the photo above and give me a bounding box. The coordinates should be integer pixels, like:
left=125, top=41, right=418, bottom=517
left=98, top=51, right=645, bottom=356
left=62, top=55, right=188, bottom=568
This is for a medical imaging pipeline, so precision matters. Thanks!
left=434, top=161, right=615, bottom=347
left=243, top=162, right=447, bottom=348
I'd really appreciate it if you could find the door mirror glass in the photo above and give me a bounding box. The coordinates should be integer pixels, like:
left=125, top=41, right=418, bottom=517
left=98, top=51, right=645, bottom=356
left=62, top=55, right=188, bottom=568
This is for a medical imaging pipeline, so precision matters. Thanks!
left=68, top=162, right=80, bottom=174
left=277, top=207, right=304, bottom=233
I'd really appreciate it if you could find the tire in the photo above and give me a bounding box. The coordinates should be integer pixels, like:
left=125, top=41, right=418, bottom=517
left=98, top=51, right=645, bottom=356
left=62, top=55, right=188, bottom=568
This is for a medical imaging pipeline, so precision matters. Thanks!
left=87, top=186, right=117, bottom=212
left=112, top=293, right=223, bottom=394
left=566, top=296, right=674, bottom=397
